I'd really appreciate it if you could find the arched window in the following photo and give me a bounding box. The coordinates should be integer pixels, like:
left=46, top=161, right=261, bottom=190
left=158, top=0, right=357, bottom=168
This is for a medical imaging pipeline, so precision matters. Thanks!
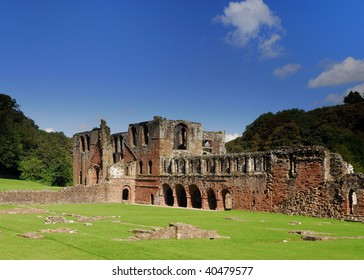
left=142, top=125, right=149, bottom=145
left=174, top=123, right=188, bottom=150
left=139, top=161, right=143, bottom=175
left=148, top=160, right=153, bottom=175
left=131, top=126, right=137, bottom=146
left=80, top=136, right=86, bottom=152
left=86, top=135, right=90, bottom=151
left=114, top=136, right=119, bottom=153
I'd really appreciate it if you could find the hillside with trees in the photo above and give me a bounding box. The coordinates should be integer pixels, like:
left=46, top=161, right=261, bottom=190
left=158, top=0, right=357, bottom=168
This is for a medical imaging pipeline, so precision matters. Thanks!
left=0, top=93, right=72, bottom=186
left=226, top=91, right=364, bottom=173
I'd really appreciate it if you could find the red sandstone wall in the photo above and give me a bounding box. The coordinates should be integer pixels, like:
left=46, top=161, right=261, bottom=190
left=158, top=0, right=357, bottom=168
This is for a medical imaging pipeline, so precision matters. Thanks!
left=0, top=184, right=122, bottom=205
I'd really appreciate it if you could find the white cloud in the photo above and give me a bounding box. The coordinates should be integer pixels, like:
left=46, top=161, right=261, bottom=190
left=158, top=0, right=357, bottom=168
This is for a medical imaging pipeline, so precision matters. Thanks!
left=225, top=133, right=240, bottom=142
left=323, top=93, right=345, bottom=105
left=44, top=128, right=55, bottom=133
left=214, top=0, right=283, bottom=58
left=348, top=82, right=364, bottom=93
left=273, top=63, right=301, bottom=78
left=258, top=34, right=283, bottom=59
left=323, top=82, right=364, bottom=105
left=308, top=57, right=364, bottom=88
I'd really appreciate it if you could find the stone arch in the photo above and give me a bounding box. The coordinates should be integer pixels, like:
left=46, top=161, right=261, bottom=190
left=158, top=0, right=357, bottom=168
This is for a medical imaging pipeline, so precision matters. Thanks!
left=189, top=185, right=202, bottom=209
left=176, top=184, right=187, bottom=207
left=139, top=161, right=143, bottom=175
left=207, top=188, right=217, bottom=210
left=222, top=189, right=232, bottom=210
left=80, top=135, right=86, bottom=152
left=86, top=135, right=90, bottom=151
left=349, top=189, right=357, bottom=215
left=122, top=186, right=131, bottom=201
left=88, top=165, right=100, bottom=185
left=174, top=123, right=188, bottom=150
left=130, top=126, right=137, bottom=146
left=178, top=158, right=186, bottom=174
left=142, top=125, right=149, bottom=145
left=148, top=160, right=153, bottom=175
left=163, top=184, right=174, bottom=207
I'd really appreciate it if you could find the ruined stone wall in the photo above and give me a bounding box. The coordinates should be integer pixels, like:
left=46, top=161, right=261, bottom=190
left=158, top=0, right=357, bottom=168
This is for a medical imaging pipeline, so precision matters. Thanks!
left=203, top=131, right=226, bottom=155
left=69, top=117, right=364, bottom=220
left=272, top=174, right=364, bottom=220
left=0, top=184, right=122, bottom=205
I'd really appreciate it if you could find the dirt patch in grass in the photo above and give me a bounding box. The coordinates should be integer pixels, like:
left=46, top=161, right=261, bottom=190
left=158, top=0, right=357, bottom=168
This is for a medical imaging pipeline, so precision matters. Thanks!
left=289, top=230, right=364, bottom=241
left=224, top=216, right=248, bottom=222
left=39, top=228, right=78, bottom=234
left=0, top=208, right=49, bottom=215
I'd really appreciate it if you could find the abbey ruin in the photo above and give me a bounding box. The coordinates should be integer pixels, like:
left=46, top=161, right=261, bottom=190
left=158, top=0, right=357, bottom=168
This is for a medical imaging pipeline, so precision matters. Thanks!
left=72, top=116, right=364, bottom=220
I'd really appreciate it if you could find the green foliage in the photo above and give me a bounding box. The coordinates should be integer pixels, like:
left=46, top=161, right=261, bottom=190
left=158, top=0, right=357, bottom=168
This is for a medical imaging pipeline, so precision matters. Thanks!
left=0, top=94, right=39, bottom=176
left=0, top=93, right=72, bottom=185
left=226, top=102, right=364, bottom=172
left=18, top=131, right=73, bottom=186
left=343, top=91, right=364, bottom=104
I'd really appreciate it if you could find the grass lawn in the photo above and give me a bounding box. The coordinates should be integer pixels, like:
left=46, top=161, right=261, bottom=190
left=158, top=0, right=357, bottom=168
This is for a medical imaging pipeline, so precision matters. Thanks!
left=0, top=203, right=363, bottom=260
left=0, top=178, right=63, bottom=191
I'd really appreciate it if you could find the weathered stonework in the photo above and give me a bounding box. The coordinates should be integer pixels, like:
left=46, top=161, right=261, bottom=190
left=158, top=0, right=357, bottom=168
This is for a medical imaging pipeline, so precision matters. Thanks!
left=69, top=116, right=364, bottom=220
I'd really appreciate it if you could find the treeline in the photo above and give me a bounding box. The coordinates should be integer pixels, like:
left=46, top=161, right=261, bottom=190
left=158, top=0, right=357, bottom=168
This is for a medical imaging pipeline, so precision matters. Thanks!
left=0, top=94, right=72, bottom=186
left=226, top=91, right=364, bottom=173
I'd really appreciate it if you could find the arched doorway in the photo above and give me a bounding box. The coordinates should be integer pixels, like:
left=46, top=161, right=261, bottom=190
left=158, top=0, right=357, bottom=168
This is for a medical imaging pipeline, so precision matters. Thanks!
left=349, top=189, right=357, bottom=215
left=189, top=185, right=202, bottom=209
left=207, top=189, right=217, bottom=210
left=151, top=194, right=154, bottom=205
left=176, top=184, right=187, bottom=207
left=163, top=184, right=174, bottom=206
left=222, top=190, right=232, bottom=210
left=122, top=188, right=129, bottom=201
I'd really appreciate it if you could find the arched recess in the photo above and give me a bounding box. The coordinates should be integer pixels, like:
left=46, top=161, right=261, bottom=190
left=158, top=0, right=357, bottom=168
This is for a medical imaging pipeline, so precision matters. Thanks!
left=222, top=189, right=232, bottom=210
left=163, top=184, right=174, bottom=206
left=130, top=126, right=137, bottom=146
left=88, top=165, right=100, bottom=185
left=122, top=186, right=131, bottom=201
left=80, top=135, right=86, bottom=152
left=189, top=185, right=202, bottom=209
left=349, top=189, right=357, bottom=215
left=174, top=123, right=188, bottom=150
left=176, top=184, right=187, bottom=207
left=142, top=125, right=149, bottom=145
left=207, top=188, right=217, bottom=210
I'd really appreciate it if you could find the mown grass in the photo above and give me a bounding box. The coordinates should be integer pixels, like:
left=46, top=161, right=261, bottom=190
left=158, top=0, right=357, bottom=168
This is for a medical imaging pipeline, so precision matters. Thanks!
left=0, top=178, right=63, bottom=191
left=0, top=203, right=363, bottom=260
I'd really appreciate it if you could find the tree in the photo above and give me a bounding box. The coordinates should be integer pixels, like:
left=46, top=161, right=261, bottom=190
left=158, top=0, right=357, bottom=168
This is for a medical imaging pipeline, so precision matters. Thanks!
left=0, top=94, right=38, bottom=177
left=0, top=93, right=73, bottom=185
left=343, top=91, right=364, bottom=104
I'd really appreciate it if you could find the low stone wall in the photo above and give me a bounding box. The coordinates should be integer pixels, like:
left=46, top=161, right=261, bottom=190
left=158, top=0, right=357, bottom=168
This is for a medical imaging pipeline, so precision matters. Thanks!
left=0, top=184, right=122, bottom=205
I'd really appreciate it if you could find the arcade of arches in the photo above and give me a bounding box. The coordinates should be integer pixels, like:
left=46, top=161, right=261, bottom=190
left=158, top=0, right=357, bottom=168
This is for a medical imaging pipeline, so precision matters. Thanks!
left=161, top=184, right=231, bottom=210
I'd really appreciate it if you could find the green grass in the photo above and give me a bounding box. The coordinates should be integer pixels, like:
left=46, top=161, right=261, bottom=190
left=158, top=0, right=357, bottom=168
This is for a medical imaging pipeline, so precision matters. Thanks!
left=0, top=178, right=63, bottom=191
left=0, top=203, right=363, bottom=260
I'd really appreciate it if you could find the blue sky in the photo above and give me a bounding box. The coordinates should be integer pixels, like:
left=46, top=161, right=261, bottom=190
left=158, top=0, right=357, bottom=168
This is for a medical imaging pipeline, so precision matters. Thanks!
left=1, top=0, right=364, bottom=140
